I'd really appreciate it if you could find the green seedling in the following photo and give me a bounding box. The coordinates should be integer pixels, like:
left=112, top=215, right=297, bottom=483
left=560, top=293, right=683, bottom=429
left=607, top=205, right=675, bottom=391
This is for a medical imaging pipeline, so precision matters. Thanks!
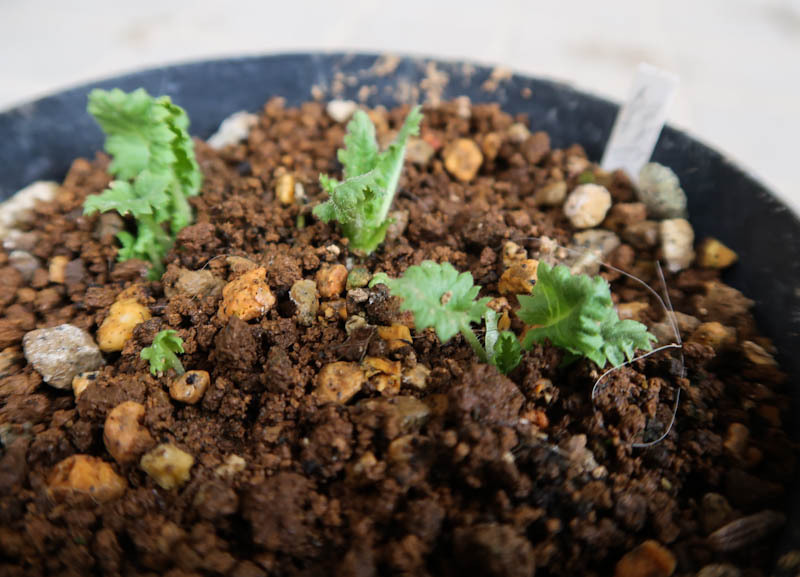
left=83, top=88, right=202, bottom=279
left=140, top=329, right=185, bottom=376
left=314, top=106, right=422, bottom=254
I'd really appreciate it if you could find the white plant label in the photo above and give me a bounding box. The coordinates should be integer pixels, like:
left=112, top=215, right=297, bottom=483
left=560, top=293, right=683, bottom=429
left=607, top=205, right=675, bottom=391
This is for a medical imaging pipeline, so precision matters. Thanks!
left=601, top=63, right=679, bottom=182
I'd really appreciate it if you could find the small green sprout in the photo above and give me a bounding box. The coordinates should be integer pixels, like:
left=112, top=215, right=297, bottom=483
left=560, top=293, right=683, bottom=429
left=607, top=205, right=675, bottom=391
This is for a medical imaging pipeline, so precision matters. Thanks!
left=314, top=106, right=423, bottom=254
left=140, top=330, right=185, bottom=376
left=517, top=262, right=656, bottom=367
left=370, top=261, right=521, bottom=374
left=83, top=88, right=203, bottom=279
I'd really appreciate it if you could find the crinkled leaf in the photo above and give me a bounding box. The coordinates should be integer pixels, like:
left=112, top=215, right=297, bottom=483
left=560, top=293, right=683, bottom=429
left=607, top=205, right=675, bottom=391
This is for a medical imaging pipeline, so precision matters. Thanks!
left=84, top=88, right=202, bottom=276
left=518, top=262, right=655, bottom=367
left=369, top=260, right=489, bottom=343
left=316, top=106, right=422, bottom=253
left=338, top=110, right=379, bottom=178
left=140, top=329, right=185, bottom=376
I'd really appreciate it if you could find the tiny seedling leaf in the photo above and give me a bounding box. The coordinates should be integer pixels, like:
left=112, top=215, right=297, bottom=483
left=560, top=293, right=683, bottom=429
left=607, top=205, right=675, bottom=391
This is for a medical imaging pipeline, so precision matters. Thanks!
left=140, top=329, right=185, bottom=376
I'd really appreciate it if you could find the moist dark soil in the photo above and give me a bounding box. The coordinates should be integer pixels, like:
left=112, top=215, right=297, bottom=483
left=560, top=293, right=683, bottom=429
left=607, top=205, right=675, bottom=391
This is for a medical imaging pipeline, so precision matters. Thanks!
left=0, top=98, right=795, bottom=577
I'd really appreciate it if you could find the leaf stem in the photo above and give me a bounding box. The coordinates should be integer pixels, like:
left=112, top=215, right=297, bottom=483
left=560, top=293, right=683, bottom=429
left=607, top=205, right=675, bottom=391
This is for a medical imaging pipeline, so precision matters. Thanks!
left=460, top=324, right=488, bottom=363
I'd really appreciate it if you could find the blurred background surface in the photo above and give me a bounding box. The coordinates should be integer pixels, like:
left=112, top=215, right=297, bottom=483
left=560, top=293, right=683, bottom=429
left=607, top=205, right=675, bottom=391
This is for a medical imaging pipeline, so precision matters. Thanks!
left=1, top=0, right=798, bottom=211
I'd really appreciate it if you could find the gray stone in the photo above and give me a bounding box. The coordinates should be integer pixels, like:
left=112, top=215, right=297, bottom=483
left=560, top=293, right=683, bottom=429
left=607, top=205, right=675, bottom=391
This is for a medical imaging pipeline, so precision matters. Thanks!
left=22, top=324, right=104, bottom=389
left=637, top=162, right=688, bottom=219
left=8, top=250, right=40, bottom=282
left=565, top=229, right=621, bottom=275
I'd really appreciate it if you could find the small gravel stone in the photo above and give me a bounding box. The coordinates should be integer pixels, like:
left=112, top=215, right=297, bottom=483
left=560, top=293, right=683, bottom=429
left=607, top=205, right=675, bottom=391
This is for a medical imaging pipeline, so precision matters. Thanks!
left=104, top=401, right=155, bottom=465
left=614, top=540, right=676, bottom=577
left=723, top=423, right=750, bottom=461
left=377, top=324, right=412, bottom=351
left=660, top=218, right=695, bottom=272
left=8, top=250, right=39, bottom=282
left=443, top=138, right=483, bottom=182
left=506, top=122, right=530, bottom=143
left=97, top=298, right=152, bottom=352
left=218, top=267, right=276, bottom=322
left=93, top=212, right=124, bottom=240
left=289, top=279, right=319, bottom=326
left=215, top=454, right=246, bottom=478
left=274, top=172, right=295, bottom=206
left=501, top=241, right=528, bottom=268
left=622, top=220, right=660, bottom=249
left=326, top=99, right=358, bottom=123
left=403, top=364, right=431, bottom=390
left=566, top=229, right=621, bottom=275
left=701, top=493, right=735, bottom=534
left=385, top=209, right=409, bottom=241
left=563, top=184, right=612, bottom=229
left=169, top=370, right=211, bottom=404
left=314, top=361, right=366, bottom=404
left=316, top=264, right=348, bottom=299
left=499, top=259, right=539, bottom=295
left=697, top=238, right=738, bottom=269
left=0, top=181, right=59, bottom=239
left=522, top=131, right=551, bottom=164
left=689, top=322, right=736, bottom=352
left=207, top=111, right=259, bottom=150
left=637, top=162, right=688, bottom=219
left=47, top=454, right=126, bottom=503
left=406, top=137, right=435, bottom=165
left=741, top=340, right=778, bottom=367
left=346, top=267, right=372, bottom=290
left=48, top=255, right=69, bottom=284
left=3, top=230, right=38, bottom=252
left=23, top=324, right=103, bottom=389
left=535, top=181, right=567, bottom=206
left=167, top=268, right=224, bottom=298
left=140, top=443, right=195, bottom=490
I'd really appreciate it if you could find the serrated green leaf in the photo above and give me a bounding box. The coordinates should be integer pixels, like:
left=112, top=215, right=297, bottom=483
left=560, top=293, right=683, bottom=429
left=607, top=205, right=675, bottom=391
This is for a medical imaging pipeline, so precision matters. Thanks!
left=369, top=261, right=489, bottom=343
left=338, top=110, right=379, bottom=178
left=518, top=262, right=655, bottom=367
left=484, top=309, right=522, bottom=374
left=140, top=329, right=185, bottom=376
left=316, top=106, right=422, bottom=253
left=84, top=88, right=203, bottom=277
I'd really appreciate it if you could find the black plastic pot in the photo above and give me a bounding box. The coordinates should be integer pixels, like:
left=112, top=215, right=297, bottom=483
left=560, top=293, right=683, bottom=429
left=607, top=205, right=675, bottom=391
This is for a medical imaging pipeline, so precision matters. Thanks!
left=1, top=52, right=799, bottom=557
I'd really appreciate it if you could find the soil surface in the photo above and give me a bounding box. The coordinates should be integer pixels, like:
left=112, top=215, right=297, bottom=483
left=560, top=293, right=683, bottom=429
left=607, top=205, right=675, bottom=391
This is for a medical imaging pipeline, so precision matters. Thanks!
left=0, top=98, right=795, bottom=577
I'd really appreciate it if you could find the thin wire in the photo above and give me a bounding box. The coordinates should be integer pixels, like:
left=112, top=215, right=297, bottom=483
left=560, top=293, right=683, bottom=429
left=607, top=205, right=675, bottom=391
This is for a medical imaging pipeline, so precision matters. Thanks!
left=519, top=237, right=685, bottom=448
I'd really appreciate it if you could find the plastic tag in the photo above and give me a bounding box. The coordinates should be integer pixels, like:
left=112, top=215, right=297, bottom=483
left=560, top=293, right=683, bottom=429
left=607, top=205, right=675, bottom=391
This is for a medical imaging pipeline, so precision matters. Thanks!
left=601, top=63, right=679, bottom=182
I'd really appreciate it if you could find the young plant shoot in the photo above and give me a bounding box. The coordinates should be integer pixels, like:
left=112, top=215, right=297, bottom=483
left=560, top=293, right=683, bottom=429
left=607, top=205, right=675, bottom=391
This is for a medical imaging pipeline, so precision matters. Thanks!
left=314, top=106, right=423, bottom=254
left=83, top=88, right=203, bottom=278
left=517, top=262, right=657, bottom=367
left=370, top=261, right=521, bottom=374
left=141, top=329, right=185, bottom=376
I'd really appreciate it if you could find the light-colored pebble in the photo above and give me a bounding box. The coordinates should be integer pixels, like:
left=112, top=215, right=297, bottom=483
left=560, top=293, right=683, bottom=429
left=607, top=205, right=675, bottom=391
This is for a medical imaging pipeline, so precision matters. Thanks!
left=499, top=259, right=539, bottom=295
left=690, top=322, right=736, bottom=352
left=507, top=122, right=531, bottom=143
left=104, top=401, right=155, bottom=465
left=218, top=267, right=276, bottom=322
left=275, top=172, right=295, bottom=206
left=97, top=298, right=152, bottom=352
left=215, top=454, right=246, bottom=478
left=0, top=181, right=59, bottom=240
left=660, top=218, right=695, bottom=272
left=3, top=230, right=38, bottom=252
left=169, top=370, right=210, bottom=404
left=207, top=111, right=259, bottom=150
left=289, top=279, right=319, bottom=326
left=535, top=180, right=568, bottom=206
left=501, top=241, right=527, bottom=268
left=403, top=364, right=430, bottom=390
left=697, top=238, right=738, bottom=269
left=377, top=324, right=412, bottom=351
left=563, top=184, right=612, bottom=229
left=23, top=324, right=104, bottom=389
left=567, top=229, right=621, bottom=275
left=314, top=361, right=366, bottom=404
left=47, top=455, right=126, bottom=503
left=316, top=264, right=348, bottom=299
left=637, top=162, right=687, bottom=219
left=140, top=443, right=195, bottom=490
left=742, top=340, right=778, bottom=367
left=48, top=256, right=69, bottom=284
left=8, top=250, right=39, bottom=282
left=326, top=99, right=358, bottom=123
left=443, top=138, right=483, bottom=182
left=166, top=268, right=224, bottom=298
left=614, top=540, right=676, bottom=577
left=696, top=564, right=741, bottom=577
left=406, top=137, right=435, bottom=165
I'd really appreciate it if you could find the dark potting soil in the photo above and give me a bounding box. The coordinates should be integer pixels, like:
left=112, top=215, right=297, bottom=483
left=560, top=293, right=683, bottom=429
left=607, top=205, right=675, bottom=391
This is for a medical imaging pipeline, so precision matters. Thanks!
left=0, top=98, right=794, bottom=577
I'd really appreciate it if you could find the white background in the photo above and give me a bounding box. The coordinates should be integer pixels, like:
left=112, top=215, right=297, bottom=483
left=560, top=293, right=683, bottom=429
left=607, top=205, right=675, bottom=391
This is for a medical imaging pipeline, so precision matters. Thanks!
left=1, top=0, right=798, bottom=211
